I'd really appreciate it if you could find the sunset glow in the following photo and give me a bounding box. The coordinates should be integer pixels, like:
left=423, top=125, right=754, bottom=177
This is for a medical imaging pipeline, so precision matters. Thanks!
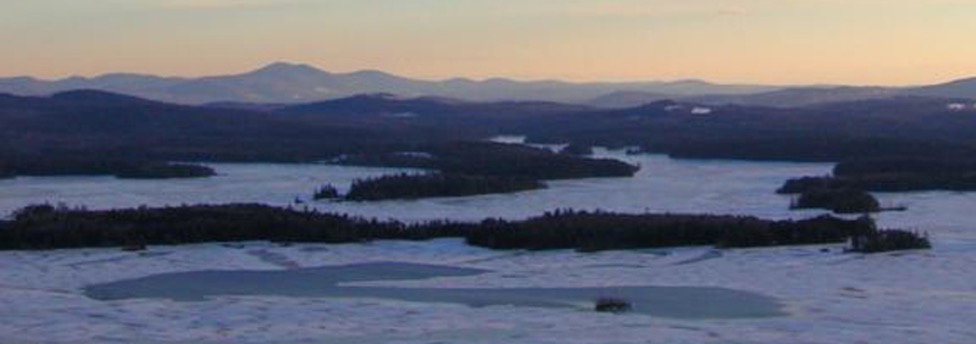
left=2, top=0, right=975, bottom=85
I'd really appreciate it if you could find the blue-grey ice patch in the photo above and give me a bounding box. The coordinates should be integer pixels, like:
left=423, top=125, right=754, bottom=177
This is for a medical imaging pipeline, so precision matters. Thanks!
left=85, top=262, right=785, bottom=319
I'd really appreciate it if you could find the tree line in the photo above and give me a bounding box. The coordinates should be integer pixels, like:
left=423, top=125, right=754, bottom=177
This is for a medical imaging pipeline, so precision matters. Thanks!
left=780, top=157, right=976, bottom=199
left=520, top=97, right=976, bottom=163
left=781, top=184, right=881, bottom=214
left=335, top=141, right=639, bottom=180
left=0, top=154, right=214, bottom=180
left=342, top=173, right=545, bottom=201
left=849, top=229, right=931, bottom=253
left=465, top=209, right=875, bottom=251
left=0, top=204, right=927, bottom=253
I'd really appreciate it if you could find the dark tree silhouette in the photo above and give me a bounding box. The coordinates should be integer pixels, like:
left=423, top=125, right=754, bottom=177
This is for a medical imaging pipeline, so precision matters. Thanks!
left=0, top=204, right=901, bottom=253
left=849, top=229, right=931, bottom=253
left=313, top=184, right=340, bottom=200
left=335, top=141, right=639, bottom=180
left=114, top=163, right=215, bottom=179
left=344, top=173, right=544, bottom=201
left=790, top=188, right=880, bottom=214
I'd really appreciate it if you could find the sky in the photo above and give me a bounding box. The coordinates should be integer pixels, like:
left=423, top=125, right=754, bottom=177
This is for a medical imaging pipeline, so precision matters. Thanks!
left=1, top=0, right=975, bottom=85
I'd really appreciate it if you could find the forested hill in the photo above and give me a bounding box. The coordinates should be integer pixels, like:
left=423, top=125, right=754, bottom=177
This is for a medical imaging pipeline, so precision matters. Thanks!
left=0, top=90, right=589, bottom=162
left=0, top=90, right=631, bottom=179
left=4, top=89, right=976, bottom=176
left=520, top=97, right=976, bottom=162
left=276, top=93, right=588, bottom=118
left=0, top=90, right=382, bottom=162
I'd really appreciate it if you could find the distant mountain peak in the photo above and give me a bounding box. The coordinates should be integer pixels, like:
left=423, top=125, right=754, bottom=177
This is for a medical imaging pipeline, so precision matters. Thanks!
left=905, top=76, right=976, bottom=99
left=942, top=76, right=976, bottom=86
left=346, top=69, right=397, bottom=77
left=668, top=79, right=710, bottom=85
left=248, top=62, right=327, bottom=76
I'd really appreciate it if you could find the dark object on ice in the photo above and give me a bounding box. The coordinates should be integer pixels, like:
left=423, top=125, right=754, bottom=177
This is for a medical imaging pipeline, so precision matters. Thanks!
left=594, top=297, right=632, bottom=313
left=122, top=242, right=147, bottom=252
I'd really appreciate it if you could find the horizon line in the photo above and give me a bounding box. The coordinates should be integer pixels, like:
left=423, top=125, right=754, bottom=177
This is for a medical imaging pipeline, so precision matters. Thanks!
left=1, top=61, right=967, bottom=88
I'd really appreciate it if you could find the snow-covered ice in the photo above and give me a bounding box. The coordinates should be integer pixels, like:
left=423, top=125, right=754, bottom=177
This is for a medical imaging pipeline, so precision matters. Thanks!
left=1, top=150, right=975, bottom=343
left=0, top=149, right=834, bottom=222
left=1, top=240, right=973, bottom=343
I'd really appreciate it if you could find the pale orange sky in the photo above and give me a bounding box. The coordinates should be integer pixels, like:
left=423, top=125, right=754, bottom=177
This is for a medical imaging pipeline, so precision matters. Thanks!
left=2, top=0, right=975, bottom=85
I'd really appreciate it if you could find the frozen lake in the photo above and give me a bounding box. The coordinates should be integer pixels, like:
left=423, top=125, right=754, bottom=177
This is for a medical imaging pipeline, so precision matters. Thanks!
left=2, top=148, right=976, bottom=343
left=2, top=239, right=973, bottom=344
left=3, top=148, right=975, bottom=246
left=0, top=149, right=829, bottom=222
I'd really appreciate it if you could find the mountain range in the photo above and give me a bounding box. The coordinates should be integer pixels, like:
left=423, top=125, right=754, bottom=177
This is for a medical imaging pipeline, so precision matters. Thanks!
left=1, top=62, right=976, bottom=107
left=0, top=62, right=775, bottom=105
